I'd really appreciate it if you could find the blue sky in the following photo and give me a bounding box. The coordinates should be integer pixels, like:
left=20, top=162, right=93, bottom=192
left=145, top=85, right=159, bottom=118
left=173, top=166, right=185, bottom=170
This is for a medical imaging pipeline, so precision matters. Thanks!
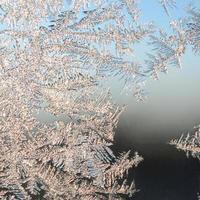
left=139, top=0, right=200, bottom=24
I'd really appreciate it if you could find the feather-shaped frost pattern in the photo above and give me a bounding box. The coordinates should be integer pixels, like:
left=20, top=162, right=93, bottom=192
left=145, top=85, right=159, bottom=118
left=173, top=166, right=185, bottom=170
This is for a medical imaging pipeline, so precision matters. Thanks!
left=2, top=0, right=198, bottom=199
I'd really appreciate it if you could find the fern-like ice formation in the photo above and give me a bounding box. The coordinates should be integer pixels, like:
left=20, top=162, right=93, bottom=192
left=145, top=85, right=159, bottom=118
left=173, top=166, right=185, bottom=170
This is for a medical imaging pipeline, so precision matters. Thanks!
left=170, top=126, right=200, bottom=160
left=186, top=6, right=200, bottom=53
left=1, top=0, right=198, bottom=199
left=0, top=0, right=148, bottom=199
left=159, top=0, right=176, bottom=16
left=145, top=20, right=186, bottom=80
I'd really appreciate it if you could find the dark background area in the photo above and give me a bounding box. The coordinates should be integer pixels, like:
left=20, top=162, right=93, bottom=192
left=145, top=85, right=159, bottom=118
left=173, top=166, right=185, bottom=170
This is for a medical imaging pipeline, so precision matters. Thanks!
left=112, top=124, right=200, bottom=200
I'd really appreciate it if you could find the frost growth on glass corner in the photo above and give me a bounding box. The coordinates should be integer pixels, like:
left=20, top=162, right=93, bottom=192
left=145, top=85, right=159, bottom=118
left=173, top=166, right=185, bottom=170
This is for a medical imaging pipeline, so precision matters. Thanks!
left=170, top=125, right=200, bottom=160
left=0, top=0, right=148, bottom=199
